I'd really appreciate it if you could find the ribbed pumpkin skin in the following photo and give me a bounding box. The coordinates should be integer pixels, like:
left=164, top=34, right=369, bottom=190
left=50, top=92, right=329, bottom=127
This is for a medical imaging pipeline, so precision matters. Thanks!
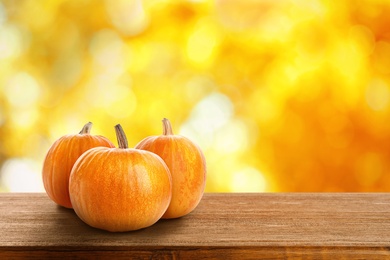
left=136, top=132, right=206, bottom=219
left=69, top=147, right=172, bottom=232
left=42, top=133, right=114, bottom=209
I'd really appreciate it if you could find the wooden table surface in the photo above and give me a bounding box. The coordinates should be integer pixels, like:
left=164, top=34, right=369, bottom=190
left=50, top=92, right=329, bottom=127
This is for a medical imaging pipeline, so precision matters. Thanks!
left=0, top=193, right=389, bottom=259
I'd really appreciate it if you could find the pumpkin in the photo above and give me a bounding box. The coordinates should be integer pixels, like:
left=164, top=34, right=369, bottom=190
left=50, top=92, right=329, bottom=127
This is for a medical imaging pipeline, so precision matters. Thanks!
left=42, top=122, right=114, bottom=208
left=69, top=124, right=172, bottom=232
left=135, top=118, right=206, bottom=219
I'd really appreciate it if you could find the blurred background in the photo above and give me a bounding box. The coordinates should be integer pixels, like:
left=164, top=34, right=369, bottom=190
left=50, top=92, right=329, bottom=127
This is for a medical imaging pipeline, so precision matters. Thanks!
left=1, top=0, right=390, bottom=192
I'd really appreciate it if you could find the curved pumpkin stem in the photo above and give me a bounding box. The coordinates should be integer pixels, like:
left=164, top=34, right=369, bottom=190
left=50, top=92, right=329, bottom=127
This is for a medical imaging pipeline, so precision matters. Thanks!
left=115, top=124, right=128, bottom=149
left=79, top=122, right=93, bottom=134
left=162, top=118, right=174, bottom=135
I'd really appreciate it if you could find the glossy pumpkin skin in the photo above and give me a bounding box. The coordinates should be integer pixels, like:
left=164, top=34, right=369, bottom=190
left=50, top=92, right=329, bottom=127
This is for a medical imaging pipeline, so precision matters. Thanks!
left=42, top=123, right=114, bottom=209
left=69, top=147, right=172, bottom=232
left=135, top=118, right=206, bottom=219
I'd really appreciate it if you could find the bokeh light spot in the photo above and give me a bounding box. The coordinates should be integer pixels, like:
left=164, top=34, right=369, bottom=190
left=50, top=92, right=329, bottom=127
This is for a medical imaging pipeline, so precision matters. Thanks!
left=231, top=167, right=267, bottom=192
left=214, top=119, right=249, bottom=153
left=1, top=158, right=43, bottom=192
left=186, top=21, right=218, bottom=66
left=89, top=29, right=125, bottom=72
left=348, top=25, right=375, bottom=57
left=365, top=78, right=390, bottom=111
left=104, top=85, right=137, bottom=118
left=4, top=72, right=41, bottom=108
left=180, top=92, right=233, bottom=149
left=106, top=0, right=149, bottom=36
left=0, top=24, right=24, bottom=59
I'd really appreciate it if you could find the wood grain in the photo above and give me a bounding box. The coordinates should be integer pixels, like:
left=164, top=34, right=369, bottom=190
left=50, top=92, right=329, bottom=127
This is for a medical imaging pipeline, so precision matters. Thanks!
left=0, top=193, right=389, bottom=259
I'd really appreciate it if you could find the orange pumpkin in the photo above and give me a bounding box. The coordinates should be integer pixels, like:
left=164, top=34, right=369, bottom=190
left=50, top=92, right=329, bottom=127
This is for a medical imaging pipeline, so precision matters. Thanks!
left=69, top=124, right=172, bottom=232
left=42, top=122, right=114, bottom=208
left=135, top=118, right=206, bottom=219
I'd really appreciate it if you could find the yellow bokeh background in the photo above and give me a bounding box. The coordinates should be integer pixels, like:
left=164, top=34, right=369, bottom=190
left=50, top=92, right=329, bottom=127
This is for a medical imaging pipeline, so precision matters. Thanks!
left=1, top=0, right=390, bottom=192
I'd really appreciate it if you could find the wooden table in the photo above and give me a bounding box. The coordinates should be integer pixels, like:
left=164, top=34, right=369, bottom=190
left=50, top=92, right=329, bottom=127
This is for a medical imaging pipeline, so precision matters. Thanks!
left=0, top=193, right=389, bottom=259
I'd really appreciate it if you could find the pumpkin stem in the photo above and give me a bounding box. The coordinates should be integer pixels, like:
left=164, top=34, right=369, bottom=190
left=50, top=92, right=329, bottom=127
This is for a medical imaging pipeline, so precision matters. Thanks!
left=115, top=124, right=128, bottom=149
left=79, top=122, right=93, bottom=134
left=162, top=118, right=174, bottom=135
